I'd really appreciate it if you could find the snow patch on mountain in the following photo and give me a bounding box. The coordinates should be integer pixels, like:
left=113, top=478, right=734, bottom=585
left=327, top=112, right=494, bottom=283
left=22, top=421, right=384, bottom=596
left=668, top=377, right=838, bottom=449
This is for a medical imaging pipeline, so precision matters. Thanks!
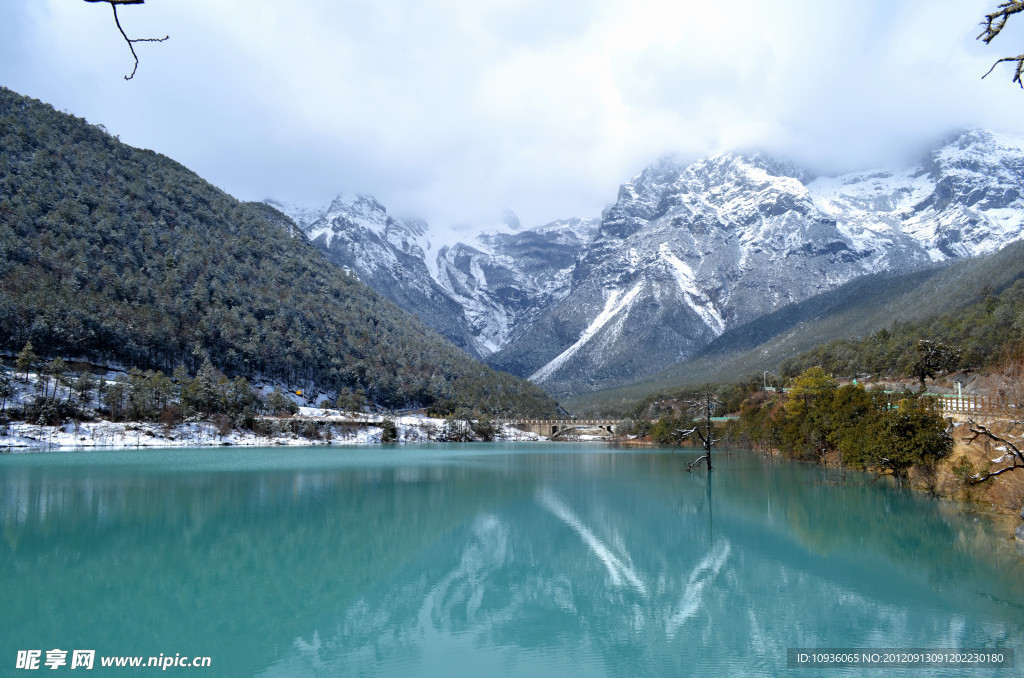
left=263, top=199, right=326, bottom=230
left=434, top=217, right=601, bottom=355
left=530, top=282, right=643, bottom=384
left=658, top=244, right=725, bottom=334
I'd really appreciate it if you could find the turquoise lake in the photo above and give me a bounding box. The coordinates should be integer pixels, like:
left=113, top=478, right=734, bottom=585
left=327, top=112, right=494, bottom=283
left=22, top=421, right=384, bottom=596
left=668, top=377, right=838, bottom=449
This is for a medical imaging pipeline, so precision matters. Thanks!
left=2, top=444, right=1022, bottom=676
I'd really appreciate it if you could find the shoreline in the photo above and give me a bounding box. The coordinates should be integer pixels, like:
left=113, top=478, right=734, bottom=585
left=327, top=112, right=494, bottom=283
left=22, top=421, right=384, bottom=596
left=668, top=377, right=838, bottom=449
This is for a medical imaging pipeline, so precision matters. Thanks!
left=0, top=416, right=627, bottom=452
left=0, top=409, right=552, bottom=452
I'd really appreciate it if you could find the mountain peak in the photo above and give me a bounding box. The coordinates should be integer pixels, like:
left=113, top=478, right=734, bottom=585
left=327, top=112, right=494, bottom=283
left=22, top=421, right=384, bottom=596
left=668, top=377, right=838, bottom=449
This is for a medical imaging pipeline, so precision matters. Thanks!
left=326, top=193, right=388, bottom=220
left=932, top=128, right=1024, bottom=166
left=942, top=127, right=1002, bottom=149
left=270, top=129, right=1024, bottom=397
left=262, top=198, right=325, bottom=230
left=502, top=209, right=522, bottom=231
left=687, top=151, right=809, bottom=184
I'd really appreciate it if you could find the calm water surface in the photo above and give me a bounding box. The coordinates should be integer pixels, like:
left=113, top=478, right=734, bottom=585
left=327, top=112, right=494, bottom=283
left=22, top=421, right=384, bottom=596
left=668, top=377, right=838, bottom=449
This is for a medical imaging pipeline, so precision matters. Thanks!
left=2, top=444, right=1022, bottom=676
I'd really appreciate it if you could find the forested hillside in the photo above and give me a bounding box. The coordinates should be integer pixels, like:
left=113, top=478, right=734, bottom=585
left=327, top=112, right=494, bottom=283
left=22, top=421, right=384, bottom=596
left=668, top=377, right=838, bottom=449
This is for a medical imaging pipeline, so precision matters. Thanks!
left=564, top=237, right=1024, bottom=415
left=778, top=277, right=1024, bottom=380
left=0, top=87, right=557, bottom=416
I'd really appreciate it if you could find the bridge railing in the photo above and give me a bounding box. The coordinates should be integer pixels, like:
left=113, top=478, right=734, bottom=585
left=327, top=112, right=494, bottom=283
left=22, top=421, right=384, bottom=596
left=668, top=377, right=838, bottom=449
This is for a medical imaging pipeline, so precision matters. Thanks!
left=500, top=419, right=623, bottom=424
left=932, top=395, right=1010, bottom=416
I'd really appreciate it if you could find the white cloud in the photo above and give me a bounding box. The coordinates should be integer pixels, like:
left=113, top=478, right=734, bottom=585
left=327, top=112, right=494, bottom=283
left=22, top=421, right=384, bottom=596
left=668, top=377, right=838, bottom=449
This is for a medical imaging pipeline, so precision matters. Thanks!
left=2, top=0, right=1023, bottom=232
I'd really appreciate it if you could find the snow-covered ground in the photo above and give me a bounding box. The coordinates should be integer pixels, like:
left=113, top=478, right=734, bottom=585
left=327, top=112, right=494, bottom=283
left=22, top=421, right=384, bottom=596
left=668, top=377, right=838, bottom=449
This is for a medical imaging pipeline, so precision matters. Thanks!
left=0, top=412, right=542, bottom=452
left=0, top=369, right=543, bottom=452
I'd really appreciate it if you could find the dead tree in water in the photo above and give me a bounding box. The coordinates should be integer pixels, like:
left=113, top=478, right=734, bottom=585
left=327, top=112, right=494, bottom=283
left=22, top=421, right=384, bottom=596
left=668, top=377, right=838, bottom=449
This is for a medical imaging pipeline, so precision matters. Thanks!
left=682, top=388, right=720, bottom=473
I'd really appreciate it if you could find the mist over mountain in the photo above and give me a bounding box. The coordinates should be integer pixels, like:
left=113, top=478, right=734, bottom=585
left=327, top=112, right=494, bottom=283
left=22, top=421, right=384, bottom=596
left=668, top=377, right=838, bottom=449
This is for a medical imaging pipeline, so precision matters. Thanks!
left=280, top=130, right=1024, bottom=398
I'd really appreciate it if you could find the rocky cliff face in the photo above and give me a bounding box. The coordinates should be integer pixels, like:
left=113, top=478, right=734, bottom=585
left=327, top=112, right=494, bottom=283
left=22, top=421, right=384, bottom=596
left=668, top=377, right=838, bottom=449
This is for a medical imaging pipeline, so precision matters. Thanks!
left=434, top=217, right=600, bottom=354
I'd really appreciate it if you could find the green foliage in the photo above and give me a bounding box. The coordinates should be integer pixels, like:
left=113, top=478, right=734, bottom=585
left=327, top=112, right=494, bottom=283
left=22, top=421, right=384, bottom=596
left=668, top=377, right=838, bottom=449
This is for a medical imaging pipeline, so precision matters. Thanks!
left=92, top=361, right=260, bottom=425
left=0, top=87, right=557, bottom=417
left=950, top=455, right=981, bottom=500
left=335, top=388, right=368, bottom=413
left=471, top=415, right=497, bottom=442
left=952, top=455, right=976, bottom=485
left=784, top=367, right=837, bottom=417
left=443, top=408, right=475, bottom=442
left=615, top=418, right=652, bottom=438
left=780, top=278, right=1024, bottom=382
left=734, top=392, right=782, bottom=451
left=44, top=357, right=67, bottom=398
left=16, top=341, right=37, bottom=382
left=125, top=368, right=175, bottom=421
left=773, top=368, right=840, bottom=460
left=179, top=360, right=225, bottom=417
left=102, top=381, right=127, bottom=421
left=19, top=396, right=87, bottom=426
left=824, top=384, right=880, bottom=465
left=908, top=340, right=962, bottom=392
left=857, top=397, right=952, bottom=485
left=72, top=371, right=98, bottom=407
left=0, top=369, right=12, bottom=416
left=650, top=415, right=691, bottom=445
left=379, top=418, right=398, bottom=442
left=717, top=376, right=764, bottom=414
left=738, top=368, right=951, bottom=483
left=264, top=389, right=298, bottom=416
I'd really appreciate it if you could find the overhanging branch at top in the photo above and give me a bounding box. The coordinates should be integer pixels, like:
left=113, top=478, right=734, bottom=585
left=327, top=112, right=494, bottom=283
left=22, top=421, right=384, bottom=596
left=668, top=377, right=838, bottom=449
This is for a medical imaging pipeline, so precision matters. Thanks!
left=84, top=0, right=168, bottom=80
left=979, top=1, right=1024, bottom=88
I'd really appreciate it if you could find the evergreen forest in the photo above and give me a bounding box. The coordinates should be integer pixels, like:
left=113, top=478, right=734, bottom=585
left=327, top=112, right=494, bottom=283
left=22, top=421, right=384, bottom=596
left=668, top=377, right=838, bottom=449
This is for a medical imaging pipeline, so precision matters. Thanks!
left=0, top=87, right=558, bottom=416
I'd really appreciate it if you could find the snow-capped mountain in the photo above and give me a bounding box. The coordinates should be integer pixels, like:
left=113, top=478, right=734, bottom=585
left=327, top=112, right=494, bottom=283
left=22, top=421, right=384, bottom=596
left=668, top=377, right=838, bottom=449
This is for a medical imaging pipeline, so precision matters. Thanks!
left=270, top=194, right=599, bottom=359
left=810, top=129, right=1024, bottom=261
left=434, top=217, right=600, bottom=353
left=282, top=194, right=483, bottom=357
left=270, top=129, right=1024, bottom=397
left=263, top=198, right=325, bottom=231
left=487, top=129, right=1024, bottom=395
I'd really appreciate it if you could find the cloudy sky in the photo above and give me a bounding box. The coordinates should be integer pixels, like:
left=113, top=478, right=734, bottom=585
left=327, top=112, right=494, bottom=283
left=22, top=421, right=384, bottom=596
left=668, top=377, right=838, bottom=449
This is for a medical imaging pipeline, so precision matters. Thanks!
left=3, top=0, right=1024, bottom=232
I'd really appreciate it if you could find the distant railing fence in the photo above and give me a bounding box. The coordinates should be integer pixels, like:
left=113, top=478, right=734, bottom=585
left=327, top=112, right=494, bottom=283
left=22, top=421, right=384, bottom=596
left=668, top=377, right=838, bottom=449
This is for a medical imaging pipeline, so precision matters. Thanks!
left=932, top=395, right=1002, bottom=415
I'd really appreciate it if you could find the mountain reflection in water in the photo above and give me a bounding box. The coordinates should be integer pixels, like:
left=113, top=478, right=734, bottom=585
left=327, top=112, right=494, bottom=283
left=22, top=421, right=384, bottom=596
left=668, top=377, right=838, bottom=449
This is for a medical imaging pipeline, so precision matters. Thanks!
left=2, top=445, right=1022, bottom=678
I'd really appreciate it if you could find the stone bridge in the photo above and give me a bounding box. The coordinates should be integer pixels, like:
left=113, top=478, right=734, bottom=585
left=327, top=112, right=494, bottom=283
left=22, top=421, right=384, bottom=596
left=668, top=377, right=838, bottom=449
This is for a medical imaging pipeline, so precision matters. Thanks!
left=501, top=419, right=623, bottom=437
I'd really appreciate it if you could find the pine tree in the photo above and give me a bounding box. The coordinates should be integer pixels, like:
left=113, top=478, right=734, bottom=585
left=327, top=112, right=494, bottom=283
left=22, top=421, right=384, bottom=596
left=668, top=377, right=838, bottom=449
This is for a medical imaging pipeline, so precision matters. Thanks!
left=16, top=341, right=38, bottom=383
left=46, top=357, right=67, bottom=400
left=73, top=371, right=94, bottom=407
left=0, top=370, right=12, bottom=416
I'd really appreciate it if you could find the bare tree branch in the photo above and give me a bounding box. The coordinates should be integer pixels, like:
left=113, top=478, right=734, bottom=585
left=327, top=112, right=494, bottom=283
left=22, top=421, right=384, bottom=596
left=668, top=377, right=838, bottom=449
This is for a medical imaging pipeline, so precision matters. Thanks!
left=982, top=55, right=1024, bottom=87
left=84, top=0, right=168, bottom=80
left=963, top=419, right=1024, bottom=482
left=979, top=1, right=1024, bottom=44
left=979, top=1, right=1024, bottom=87
left=688, top=454, right=710, bottom=471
